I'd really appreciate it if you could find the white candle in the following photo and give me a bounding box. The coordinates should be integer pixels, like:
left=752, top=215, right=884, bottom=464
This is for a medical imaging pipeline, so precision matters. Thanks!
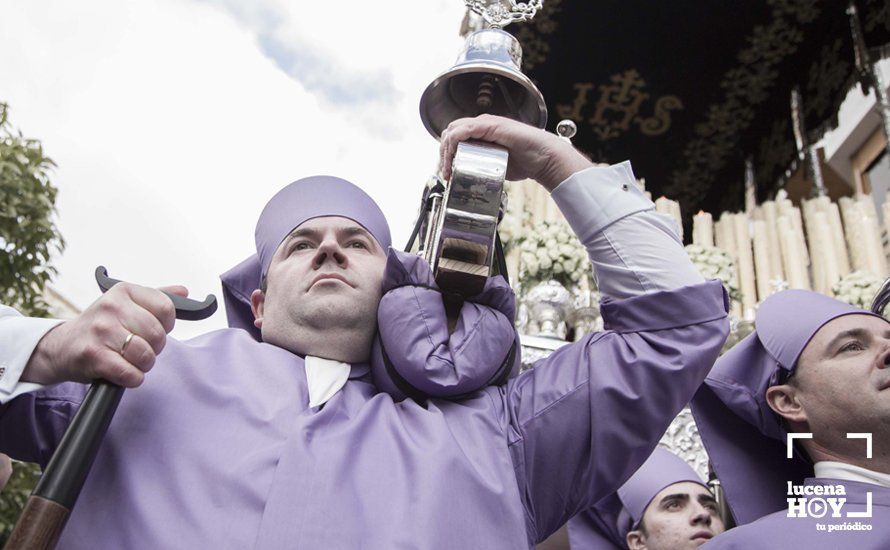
left=840, top=197, right=865, bottom=271
left=861, top=204, right=889, bottom=276
left=802, top=199, right=823, bottom=293
left=857, top=193, right=880, bottom=220
left=716, top=215, right=740, bottom=291
left=761, top=201, right=785, bottom=281
left=670, top=201, right=684, bottom=240
left=752, top=220, right=772, bottom=301
left=779, top=199, right=809, bottom=267
left=883, top=200, right=890, bottom=241
left=655, top=196, right=672, bottom=215
left=655, top=197, right=683, bottom=239
left=811, top=211, right=840, bottom=294
left=692, top=211, right=714, bottom=247
left=732, top=214, right=757, bottom=315
left=828, top=203, right=851, bottom=276
left=778, top=216, right=810, bottom=289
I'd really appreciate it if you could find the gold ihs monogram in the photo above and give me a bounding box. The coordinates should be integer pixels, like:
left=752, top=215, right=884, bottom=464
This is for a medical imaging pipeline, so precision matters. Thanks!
left=557, top=70, right=683, bottom=140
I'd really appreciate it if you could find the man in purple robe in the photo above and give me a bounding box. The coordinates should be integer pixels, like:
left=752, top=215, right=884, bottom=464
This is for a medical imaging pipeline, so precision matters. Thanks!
left=0, top=115, right=729, bottom=549
left=567, top=447, right=724, bottom=550
left=691, top=290, right=890, bottom=549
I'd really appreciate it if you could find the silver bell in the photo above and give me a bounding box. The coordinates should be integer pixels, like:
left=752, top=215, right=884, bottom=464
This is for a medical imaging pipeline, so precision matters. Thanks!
left=419, top=28, right=547, bottom=139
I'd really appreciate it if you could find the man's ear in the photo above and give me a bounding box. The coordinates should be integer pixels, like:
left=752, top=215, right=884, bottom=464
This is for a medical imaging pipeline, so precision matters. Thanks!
left=765, top=384, right=808, bottom=426
left=626, top=529, right=646, bottom=550
left=250, top=289, right=265, bottom=329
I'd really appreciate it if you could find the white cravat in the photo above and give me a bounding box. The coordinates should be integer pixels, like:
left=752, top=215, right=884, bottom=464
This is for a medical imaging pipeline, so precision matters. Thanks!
left=304, top=356, right=351, bottom=407
left=814, top=461, right=890, bottom=488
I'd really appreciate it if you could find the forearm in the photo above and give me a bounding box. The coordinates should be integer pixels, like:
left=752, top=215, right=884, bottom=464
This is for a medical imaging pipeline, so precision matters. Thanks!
left=550, top=162, right=703, bottom=300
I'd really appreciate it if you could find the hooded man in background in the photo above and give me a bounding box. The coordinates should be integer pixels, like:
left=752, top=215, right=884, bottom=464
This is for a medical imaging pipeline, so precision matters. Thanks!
left=568, top=447, right=724, bottom=550
left=692, top=290, right=890, bottom=549
left=0, top=115, right=728, bottom=548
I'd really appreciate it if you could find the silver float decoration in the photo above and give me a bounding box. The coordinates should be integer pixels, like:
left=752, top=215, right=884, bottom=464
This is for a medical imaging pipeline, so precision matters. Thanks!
left=524, top=280, right=571, bottom=340
left=463, top=0, right=544, bottom=29
left=658, top=408, right=710, bottom=481
left=569, top=286, right=602, bottom=341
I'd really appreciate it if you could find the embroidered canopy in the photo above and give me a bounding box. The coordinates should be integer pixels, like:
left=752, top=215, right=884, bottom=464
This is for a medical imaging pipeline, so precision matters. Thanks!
left=510, top=0, right=890, bottom=227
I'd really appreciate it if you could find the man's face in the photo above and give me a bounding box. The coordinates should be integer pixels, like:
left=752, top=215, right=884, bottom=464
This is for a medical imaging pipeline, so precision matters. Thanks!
left=781, top=314, right=890, bottom=453
left=626, top=482, right=724, bottom=550
left=251, top=216, right=387, bottom=360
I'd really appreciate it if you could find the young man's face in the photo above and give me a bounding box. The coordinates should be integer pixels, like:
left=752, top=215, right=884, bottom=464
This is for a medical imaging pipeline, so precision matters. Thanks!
left=251, top=216, right=387, bottom=360
left=626, top=482, right=724, bottom=550
left=773, top=314, right=890, bottom=457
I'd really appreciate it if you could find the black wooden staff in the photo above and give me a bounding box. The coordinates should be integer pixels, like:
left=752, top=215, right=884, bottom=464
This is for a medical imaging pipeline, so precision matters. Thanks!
left=4, top=267, right=217, bottom=550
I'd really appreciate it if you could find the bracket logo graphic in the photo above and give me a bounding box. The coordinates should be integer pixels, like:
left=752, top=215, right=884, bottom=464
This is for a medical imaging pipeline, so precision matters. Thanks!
left=785, top=433, right=873, bottom=520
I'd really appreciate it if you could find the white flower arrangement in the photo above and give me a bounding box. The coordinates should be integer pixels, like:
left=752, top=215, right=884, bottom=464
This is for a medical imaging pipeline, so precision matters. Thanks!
left=518, top=219, right=590, bottom=288
left=832, top=270, right=886, bottom=313
left=684, top=244, right=742, bottom=303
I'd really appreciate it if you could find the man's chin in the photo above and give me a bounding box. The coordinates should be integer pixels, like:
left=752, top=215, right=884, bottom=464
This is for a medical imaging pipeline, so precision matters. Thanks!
left=298, top=295, right=373, bottom=323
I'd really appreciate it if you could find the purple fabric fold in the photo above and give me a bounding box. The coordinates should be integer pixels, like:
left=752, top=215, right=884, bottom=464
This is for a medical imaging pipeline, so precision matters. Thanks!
left=371, top=249, right=519, bottom=401
left=601, top=279, right=729, bottom=333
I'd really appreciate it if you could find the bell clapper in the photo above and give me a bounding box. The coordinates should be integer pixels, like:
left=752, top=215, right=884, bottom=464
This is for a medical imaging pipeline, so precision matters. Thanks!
left=476, top=75, right=496, bottom=113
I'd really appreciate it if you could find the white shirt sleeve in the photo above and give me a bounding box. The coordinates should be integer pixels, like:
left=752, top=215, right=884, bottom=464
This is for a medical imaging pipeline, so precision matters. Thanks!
left=0, top=305, right=61, bottom=403
left=549, top=161, right=704, bottom=300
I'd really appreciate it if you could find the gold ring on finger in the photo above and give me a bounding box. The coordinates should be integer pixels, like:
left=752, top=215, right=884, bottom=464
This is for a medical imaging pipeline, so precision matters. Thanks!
left=120, top=332, right=135, bottom=357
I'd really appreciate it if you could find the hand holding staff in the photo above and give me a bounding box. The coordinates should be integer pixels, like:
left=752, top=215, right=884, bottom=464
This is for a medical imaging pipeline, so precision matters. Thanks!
left=5, top=268, right=216, bottom=550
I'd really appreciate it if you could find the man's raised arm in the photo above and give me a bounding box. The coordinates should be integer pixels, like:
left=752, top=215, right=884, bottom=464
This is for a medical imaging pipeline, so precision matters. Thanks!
left=441, top=115, right=729, bottom=544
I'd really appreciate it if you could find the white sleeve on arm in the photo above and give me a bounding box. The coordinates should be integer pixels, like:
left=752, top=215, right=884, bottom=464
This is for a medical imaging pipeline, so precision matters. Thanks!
left=549, top=161, right=704, bottom=300
left=0, top=305, right=61, bottom=403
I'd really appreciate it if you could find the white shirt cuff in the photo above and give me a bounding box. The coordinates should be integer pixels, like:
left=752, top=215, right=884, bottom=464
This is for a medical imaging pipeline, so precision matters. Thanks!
left=0, top=314, right=60, bottom=402
left=549, top=160, right=654, bottom=245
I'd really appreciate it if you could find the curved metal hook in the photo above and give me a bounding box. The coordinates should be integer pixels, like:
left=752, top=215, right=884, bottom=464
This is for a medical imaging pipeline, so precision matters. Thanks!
left=94, top=266, right=217, bottom=321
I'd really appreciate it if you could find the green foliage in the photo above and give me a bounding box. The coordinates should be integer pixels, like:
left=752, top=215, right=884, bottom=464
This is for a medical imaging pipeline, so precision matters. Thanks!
left=0, top=462, right=42, bottom=545
left=0, top=101, right=65, bottom=317
left=0, top=101, right=63, bottom=543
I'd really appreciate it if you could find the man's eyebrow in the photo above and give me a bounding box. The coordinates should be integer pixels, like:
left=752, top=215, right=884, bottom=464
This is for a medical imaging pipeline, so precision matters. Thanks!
left=339, top=226, right=379, bottom=248
left=697, top=493, right=718, bottom=506
left=823, top=328, right=870, bottom=356
left=340, top=226, right=373, bottom=238
left=659, top=493, right=689, bottom=505
left=285, top=227, right=322, bottom=242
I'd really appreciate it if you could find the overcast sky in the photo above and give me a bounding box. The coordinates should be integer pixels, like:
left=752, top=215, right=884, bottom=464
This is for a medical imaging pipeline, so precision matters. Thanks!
left=0, top=0, right=468, bottom=338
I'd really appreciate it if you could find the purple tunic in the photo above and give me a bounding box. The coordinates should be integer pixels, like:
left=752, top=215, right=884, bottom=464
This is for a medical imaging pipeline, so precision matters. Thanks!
left=0, top=280, right=727, bottom=549
left=371, top=249, right=520, bottom=401
left=703, top=479, right=890, bottom=549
